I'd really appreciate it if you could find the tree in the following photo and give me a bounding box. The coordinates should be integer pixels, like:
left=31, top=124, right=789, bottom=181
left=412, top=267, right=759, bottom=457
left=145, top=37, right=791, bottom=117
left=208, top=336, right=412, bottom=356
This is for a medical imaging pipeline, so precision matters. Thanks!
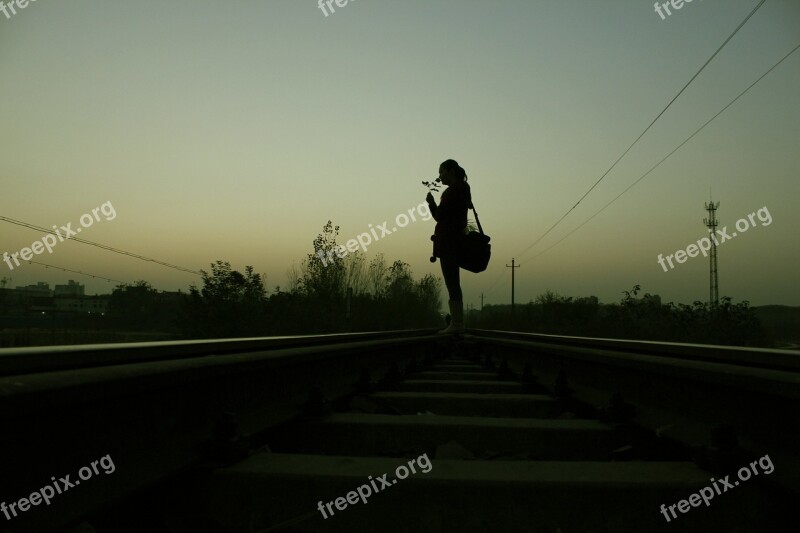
left=286, top=263, right=301, bottom=293
left=384, top=260, right=414, bottom=300
left=366, top=254, right=388, bottom=297
left=108, top=281, right=160, bottom=330
left=300, top=221, right=346, bottom=300
left=182, top=261, right=268, bottom=338
left=0, top=277, right=10, bottom=320
left=344, top=252, right=368, bottom=296
left=415, top=273, right=443, bottom=323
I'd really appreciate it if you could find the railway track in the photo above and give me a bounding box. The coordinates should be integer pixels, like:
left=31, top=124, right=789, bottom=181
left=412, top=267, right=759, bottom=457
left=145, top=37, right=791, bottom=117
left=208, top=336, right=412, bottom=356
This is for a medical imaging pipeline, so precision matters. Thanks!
left=0, top=331, right=796, bottom=532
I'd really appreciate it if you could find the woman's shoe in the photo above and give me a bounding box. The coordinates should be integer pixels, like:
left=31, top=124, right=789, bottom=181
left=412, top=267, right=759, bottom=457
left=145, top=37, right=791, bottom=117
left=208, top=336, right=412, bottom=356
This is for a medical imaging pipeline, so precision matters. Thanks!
left=438, top=300, right=464, bottom=334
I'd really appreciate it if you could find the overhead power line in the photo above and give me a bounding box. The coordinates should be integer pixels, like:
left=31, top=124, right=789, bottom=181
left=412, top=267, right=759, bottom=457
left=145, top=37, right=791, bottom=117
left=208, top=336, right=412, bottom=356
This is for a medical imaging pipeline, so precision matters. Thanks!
left=0, top=215, right=202, bottom=276
left=20, top=259, right=128, bottom=285
left=524, top=41, right=800, bottom=264
left=513, top=0, right=768, bottom=262
left=482, top=0, right=770, bottom=298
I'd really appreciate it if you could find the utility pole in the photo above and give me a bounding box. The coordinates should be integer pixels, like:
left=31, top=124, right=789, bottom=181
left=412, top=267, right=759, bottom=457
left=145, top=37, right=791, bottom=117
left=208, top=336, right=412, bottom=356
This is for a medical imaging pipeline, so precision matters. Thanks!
left=506, top=259, right=520, bottom=315
left=703, top=200, right=720, bottom=306
left=480, top=293, right=485, bottom=321
left=345, top=286, right=352, bottom=328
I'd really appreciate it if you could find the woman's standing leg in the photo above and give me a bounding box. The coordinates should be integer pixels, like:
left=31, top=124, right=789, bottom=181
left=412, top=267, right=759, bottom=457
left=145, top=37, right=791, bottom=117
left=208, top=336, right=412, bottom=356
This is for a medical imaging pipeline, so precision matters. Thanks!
left=440, top=255, right=462, bottom=301
left=439, top=255, right=464, bottom=332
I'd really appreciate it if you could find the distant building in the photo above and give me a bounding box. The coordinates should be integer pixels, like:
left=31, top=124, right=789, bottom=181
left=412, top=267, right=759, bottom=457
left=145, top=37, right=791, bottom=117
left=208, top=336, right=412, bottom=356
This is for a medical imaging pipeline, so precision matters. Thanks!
left=641, top=294, right=662, bottom=307
left=54, top=280, right=85, bottom=297
left=14, top=282, right=52, bottom=296
left=4, top=281, right=108, bottom=316
left=156, top=290, right=185, bottom=304
left=53, top=295, right=110, bottom=314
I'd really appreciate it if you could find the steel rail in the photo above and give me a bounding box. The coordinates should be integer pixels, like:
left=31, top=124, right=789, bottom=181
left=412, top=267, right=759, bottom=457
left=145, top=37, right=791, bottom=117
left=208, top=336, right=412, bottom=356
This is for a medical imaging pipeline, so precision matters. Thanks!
left=0, top=331, right=435, bottom=531
left=470, top=329, right=800, bottom=371
left=1, top=330, right=797, bottom=531
left=0, top=329, right=437, bottom=377
left=466, top=330, right=800, bottom=500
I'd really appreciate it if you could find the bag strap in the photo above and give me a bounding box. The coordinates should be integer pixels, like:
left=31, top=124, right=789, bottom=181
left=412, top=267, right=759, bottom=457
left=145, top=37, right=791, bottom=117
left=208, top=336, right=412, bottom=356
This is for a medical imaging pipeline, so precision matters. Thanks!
left=469, top=201, right=485, bottom=235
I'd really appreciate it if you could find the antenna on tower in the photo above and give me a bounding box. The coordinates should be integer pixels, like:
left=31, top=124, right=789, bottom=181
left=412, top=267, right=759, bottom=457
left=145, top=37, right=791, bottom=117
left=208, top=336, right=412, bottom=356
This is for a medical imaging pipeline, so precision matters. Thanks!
left=703, top=199, right=720, bottom=306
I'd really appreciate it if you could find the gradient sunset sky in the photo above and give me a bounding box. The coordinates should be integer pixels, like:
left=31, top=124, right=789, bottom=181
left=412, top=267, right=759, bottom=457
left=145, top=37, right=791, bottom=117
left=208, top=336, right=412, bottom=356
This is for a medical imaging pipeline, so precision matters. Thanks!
left=2, top=0, right=799, bottom=309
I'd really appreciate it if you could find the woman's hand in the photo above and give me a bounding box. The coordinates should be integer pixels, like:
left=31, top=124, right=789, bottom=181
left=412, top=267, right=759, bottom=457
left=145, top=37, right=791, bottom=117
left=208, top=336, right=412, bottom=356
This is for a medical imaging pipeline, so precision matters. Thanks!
left=426, top=192, right=434, bottom=204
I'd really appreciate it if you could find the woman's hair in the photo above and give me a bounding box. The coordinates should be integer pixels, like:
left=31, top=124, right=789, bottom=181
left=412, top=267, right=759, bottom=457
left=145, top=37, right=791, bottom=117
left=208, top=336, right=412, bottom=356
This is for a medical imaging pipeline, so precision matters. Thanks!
left=441, top=159, right=468, bottom=182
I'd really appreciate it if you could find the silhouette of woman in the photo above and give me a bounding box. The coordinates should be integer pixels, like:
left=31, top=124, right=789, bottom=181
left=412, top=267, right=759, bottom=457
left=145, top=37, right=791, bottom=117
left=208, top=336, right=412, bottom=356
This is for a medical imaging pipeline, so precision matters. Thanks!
left=426, top=159, right=471, bottom=333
